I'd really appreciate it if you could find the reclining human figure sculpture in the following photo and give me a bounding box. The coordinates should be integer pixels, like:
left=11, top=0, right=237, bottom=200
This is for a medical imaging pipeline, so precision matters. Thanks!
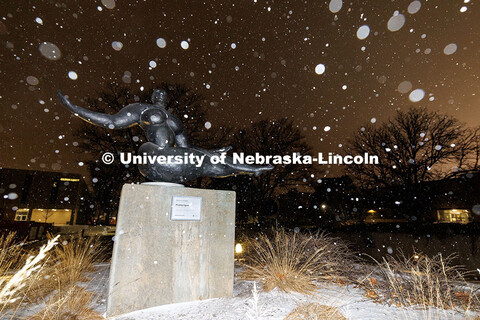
left=57, top=89, right=272, bottom=183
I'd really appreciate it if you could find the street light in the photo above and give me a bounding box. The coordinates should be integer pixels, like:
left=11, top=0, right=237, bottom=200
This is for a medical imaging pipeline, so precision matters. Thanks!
left=235, top=243, right=243, bottom=254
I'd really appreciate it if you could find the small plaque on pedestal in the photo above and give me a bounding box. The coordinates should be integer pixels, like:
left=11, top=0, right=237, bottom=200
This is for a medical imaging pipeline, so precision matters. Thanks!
left=170, top=196, right=202, bottom=221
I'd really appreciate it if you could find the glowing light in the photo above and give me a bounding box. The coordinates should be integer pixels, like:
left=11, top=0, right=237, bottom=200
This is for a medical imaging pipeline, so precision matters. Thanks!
left=235, top=243, right=243, bottom=254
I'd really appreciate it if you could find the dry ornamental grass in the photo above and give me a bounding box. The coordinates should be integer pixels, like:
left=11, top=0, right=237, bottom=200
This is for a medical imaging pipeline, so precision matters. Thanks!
left=362, top=251, right=480, bottom=314
left=0, top=234, right=105, bottom=320
left=0, top=234, right=59, bottom=317
left=239, top=229, right=358, bottom=294
left=0, top=233, right=26, bottom=276
left=25, top=236, right=105, bottom=305
left=284, top=303, right=346, bottom=320
left=27, top=286, right=103, bottom=320
left=25, top=237, right=105, bottom=319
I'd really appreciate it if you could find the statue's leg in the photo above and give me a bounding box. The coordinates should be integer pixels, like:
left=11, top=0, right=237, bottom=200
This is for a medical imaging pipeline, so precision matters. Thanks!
left=137, top=143, right=272, bottom=183
left=181, top=147, right=273, bottom=177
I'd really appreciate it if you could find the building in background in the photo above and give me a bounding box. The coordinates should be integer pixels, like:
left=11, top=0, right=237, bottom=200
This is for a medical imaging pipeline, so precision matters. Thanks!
left=0, top=168, right=93, bottom=226
left=436, top=209, right=471, bottom=224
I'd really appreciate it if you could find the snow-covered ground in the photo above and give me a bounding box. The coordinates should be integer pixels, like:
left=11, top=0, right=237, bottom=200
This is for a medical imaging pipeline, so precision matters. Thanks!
left=8, top=263, right=479, bottom=320
left=89, top=264, right=477, bottom=320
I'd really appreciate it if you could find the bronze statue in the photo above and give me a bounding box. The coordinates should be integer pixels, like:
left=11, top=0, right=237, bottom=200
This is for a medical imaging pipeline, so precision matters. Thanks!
left=57, top=89, right=272, bottom=183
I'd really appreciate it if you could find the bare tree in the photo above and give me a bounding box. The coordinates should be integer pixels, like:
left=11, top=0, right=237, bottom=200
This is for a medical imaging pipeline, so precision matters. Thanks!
left=345, top=107, right=478, bottom=188
left=210, top=118, right=319, bottom=224
left=449, top=126, right=480, bottom=177
left=344, top=107, right=480, bottom=220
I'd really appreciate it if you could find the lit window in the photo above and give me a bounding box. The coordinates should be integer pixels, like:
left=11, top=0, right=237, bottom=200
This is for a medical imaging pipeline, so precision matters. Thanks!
left=14, top=209, right=29, bottom=221
left=437, top=209, right=471, bottom=224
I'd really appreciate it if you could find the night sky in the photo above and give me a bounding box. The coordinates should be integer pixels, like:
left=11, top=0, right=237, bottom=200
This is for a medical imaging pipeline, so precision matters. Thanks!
left=1, top=0, right=479, bottom=178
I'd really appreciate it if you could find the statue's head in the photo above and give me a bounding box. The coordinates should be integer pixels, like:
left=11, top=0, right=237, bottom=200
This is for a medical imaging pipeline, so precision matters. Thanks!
left=151, top=89, right=168, bottom=106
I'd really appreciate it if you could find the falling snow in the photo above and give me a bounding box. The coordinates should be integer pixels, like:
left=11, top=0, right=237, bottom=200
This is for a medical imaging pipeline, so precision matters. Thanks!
left=315, top=64, right=325, bottom=75
left=156, top=38, right=167, bottom=48
left=68, top=71, right=78, bottom=80
left=397, top=81, right=412, bottom=94
left=443, top=43, right=458, bottom=55
left=38, top=42, right=61, bottom=60
left=101, top=0, right=116, bottom=9
left=112, top=41, right=123, bottom=51
left=407, top=1, right=421, bottom=14
left=387, top=12, right=406, bottom=32
left=180, top=40, right=189, bottom=49
left=409, top=89, right=425, bottom=102
left=356, top=25, right=370, bottom=40
left=328, top=0, right=342, bottom=13
left=26, top=76, right=39, bottom=86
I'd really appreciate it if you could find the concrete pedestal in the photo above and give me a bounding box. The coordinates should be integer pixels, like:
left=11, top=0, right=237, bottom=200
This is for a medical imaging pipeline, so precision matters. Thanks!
left=106, top=184, right=236, bottom=317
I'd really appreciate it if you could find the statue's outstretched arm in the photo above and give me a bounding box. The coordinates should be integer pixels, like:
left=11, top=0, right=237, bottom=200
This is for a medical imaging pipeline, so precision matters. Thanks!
left=57, top=91, right=141, bottom=129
